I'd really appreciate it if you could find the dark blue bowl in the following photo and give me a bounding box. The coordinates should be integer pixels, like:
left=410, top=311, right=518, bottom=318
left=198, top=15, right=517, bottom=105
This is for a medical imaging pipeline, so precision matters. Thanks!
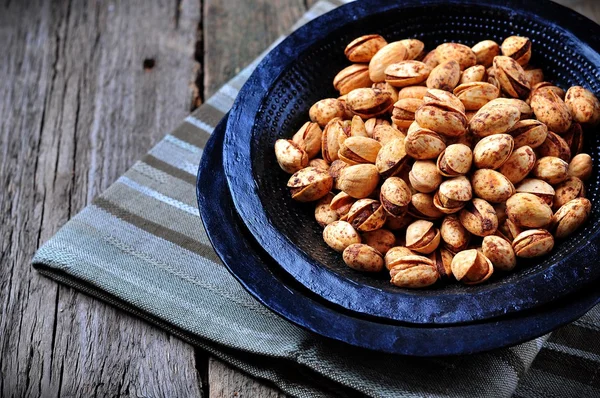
left=223, top=0, right=600, bottom=325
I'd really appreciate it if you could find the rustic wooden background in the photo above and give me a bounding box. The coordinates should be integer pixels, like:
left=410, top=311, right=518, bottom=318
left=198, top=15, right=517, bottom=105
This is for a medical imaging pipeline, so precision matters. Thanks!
left=1, top=0, right=598, bottom=397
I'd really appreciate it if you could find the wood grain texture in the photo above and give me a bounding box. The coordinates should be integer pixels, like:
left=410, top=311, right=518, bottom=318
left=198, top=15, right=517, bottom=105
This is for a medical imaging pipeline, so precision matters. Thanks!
left=208, top=359, right=286, bottom=398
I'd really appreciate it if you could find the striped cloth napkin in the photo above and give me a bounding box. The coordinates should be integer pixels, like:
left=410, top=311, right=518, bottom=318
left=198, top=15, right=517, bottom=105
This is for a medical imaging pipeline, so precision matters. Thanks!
left=33, top=1, right=600, bottom=397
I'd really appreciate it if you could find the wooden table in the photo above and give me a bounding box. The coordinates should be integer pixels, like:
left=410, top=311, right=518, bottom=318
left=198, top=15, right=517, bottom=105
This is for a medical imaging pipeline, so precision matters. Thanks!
left=1, top=0, right=598, bottom=396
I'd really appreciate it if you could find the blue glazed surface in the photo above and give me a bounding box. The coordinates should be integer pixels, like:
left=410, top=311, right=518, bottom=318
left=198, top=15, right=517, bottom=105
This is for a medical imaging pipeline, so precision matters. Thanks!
left=223, top=0, right=600, bottom=325
left=198, top=114, right=600, bottom=356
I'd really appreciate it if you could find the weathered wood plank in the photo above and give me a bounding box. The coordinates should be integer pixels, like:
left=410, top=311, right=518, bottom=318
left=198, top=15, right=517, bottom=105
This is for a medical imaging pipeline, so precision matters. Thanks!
left=208, top=359, right=286, bottom=398
left=0, top=0, right=203, bottom=397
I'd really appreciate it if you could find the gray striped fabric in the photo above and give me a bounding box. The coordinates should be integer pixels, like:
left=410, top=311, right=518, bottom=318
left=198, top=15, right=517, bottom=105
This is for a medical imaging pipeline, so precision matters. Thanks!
left=32, top=1, right=600, bottom=397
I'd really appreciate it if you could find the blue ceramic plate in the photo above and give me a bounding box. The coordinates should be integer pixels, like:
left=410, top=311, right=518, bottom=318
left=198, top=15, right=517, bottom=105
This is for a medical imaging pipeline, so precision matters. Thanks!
left=223, top=0, right=600, bottom=325
left=199, top=113, right=600, bottom=356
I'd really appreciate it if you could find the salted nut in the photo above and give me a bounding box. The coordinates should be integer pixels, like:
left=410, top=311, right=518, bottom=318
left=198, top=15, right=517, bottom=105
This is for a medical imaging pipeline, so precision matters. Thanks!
left=469, top=102, right=520, bottom=137
left=404, top=123, right=447, bottom=159
left=346, top=199, right=387, bottom=232
left=525, top=67, right=545, bottom=87
left=346, top=88, right=395, bottom=119
left=392, top=98, right=423, bottom=129
left=494, top=202, right=508, bottom=225
left=415, top=91, right=468, bottom=137
left=361, top=229, right=396, bottom=255
left=330, top=191, right=356, bottom=217
left=333, top=64, right=373, bottom=95
left=436, top=43, right=477, bottom=70
left=338, top=136, right=381, bottom=165
left=459, top=198, right=498, bottom=237
left=405, top=220, right=441, bottom=254
left=385, top=60, right=431, bottom=87
left=563, top=123, right=584, bottom=156
left=512, top=229, right=554, bottom=258
left=493, top=56, right=531, bottom=99
left=568, top=153, right=593, bottom=181
left=473, top=134, right=514, bottom=169
left=315, top=193, right=339, bottom=227
left=553, top=176, right=585, bottom=211
left=537, top=131, right=571, bottom=162
left=384, top=246, right=415, bottom=270
left=451, top=249, right=493, bottom=285
left=380, top=177, right=412, bottom=217
left=501, top=36, right=532, bottom=66
left=275, top=139, right=309, bottom=174
left=328, top=159, right=348, bottom=190
left=345, top=34, right=387, bottom=63
left=565, top=86, right=600, bottom=126
left=460, top=65, right=487, bottom=84
left=507, top=119, right=548, bottom=149
left=437, top=144, right=473, bottom=177
left=482, top=235, right=517, bottom=271
left=515, top=178, right=555, bottom=207
left=430, top=248, right=454, bottom=279
left=471, top=40, right=500, bottom=67
left=365, top=118, right=389, bottom=136
left=369, top=41, right=410, bottom=82
left=287, top=166, right=333, bottom=202
left=506, top=192, right=553, bottom=228
left=531, top=156, right=569, bottom=185
left=373, top=124, right=405, bottom=146
left=531, top=88, right=573, bottom=134
left=309, top=98, right=346, bottom=127
left=372, top=82, right=399, bottom=103
left=398, top=86, right=429, bottom=100
left=409, top=193, right=445, bottom=220
left=389, top=255, right=439, bottom=288
left=497, top=145, right=537, bottom=185
left=491, top=98, right=534, bottom=119
left=499, top=218, right=524, bottom=242
left=385, top=213, right=414, bottom=231
left=292, top=122, right=323, bottom=159
left=441, top=215, right=470, bottom=253
left=549, top=198, right=591, bottom=239
left=309, top=158, right=329, bottom=170
left=529, top=82, right=566, bottom=103
left=323, top=221, right=361, bottom=252
left=342, top=243, right=384, bottom=272
left=376, top=138, right=407, bottom=177
left=434, top=176, right=473, bottom=214
left=338, top=164, right=380, bottom=198
left=321, top=118, right=343, bottom=163
left=453, top=82, right=499, bottom=111
left=471, top=169, right=515, bottom=203
left=426, top=60, right=461, bottom=91
left=422, top=49, right=439, bottom=69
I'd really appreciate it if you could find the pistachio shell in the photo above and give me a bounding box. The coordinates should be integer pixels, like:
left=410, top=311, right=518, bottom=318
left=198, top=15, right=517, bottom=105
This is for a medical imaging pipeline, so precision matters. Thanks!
left=342, top=243, right=384, bottom=272
left=315, top=193, right=339, bottom=227
left=471, top=169, right=516, bottom=203
left=438, top=176, right=473, bottom=203
left=361, top=229, right=396, bottom=255
left=506, top=193, right=553, bottom=228
left=391, top=98, right=423, bottom=129
left=380, top=177, right=412, bottom=216
left=451, top=249, right=493, bottom=285
left=498, top=145, right=537, bottom=184
left=338, top=164, right=380, bottom=199
left=376, top=137, right=407, bottom=178
left=493, top=56, right=531, bottom=99
left=399, top=39, right=426, bottom=60
left=309, top=158, right=329, bottom=170
left=531, top=156, right=569, bottom=185
left=369, top=41, right=410, bottom=82
left=482, top=235, right=517, bottom=271
left=472, top=40, right=500, bottom=67
left=422, top=49, right=439, bottom=69
left=372, top=81, right=399, bottom=103
left=345, top=34, right=387, bottom=63
left=568, top=153, right=593, bottom=181
left=553, top=176, right=585, bottom=211
left=404, top=125, right=447, bottom=159
left=274, top=139, right=309, bottom=173
left=321, top=118, right=344, bottom=163
left=405, top=220, right=441, bottom=254
left=346, top=88, right=394, bottom=119
left=333, top=64, right=373, bottom=95
left=309, top=98, right=346, bottom=127
left=563, top=123, right=584, bottom=156
left=385, top=213, right=414, bottom=231
left=531, top=89, right=573, bottom=134
left=512, top=229, right=554, bottom=258
left=489, top=98, right=533, bottom=119
left=414, top=104, right=467, bottom=137
left=338, top=136, right=381, bottom=164
left=373, top=124, right=405, bottom=146
left=507, top=119, right=548, bottom=149
left=409, top=193, right=445, bottom=220
left=385, top=60, right=431, bottom=87
left=436, top=43, right=477, bottom=70
left=469, top=103, right=520, bottom=137
left=385, top=246, right=416, bottom=270
left=389, top=255, right=439, bottom=288
left=347, top=199, right=387, bottom=232
left=323, top=221, right=361, bottom=252
left=287, top=167, right=333, bottom=202
left=515, top=178, right=555, bottom=207
left=398, top=86, right=429, bottom=100
left=565, top=86, right=600, bottom=126
left=436, top=144, right=473, bottom=176
left=549, top=198, right=591, bottom=239
left=292, top=121, right=323, bottom=159
left=328, top=159, right=349, bottom=189
left=537, top=131, right=571, bottom=162
left=458, top=198, right=498, bottom=237
left=453, top=82, right=499, bottom=110
left=441, top=215, right=471, bottom=253
left=460, top=65, right=487, bottom=84
left=473, top=134, right=514, bottom=169
left=431, top=248, right=455, bottom=278
left=330, top=191, right=356, bottom=217
left=426, top=60, right=461, bottom=91
left=524, top=68, right=544, bottom=87
left=501, top=36, right=532, bottom=66
left=409, top=160, right=443, bottom=193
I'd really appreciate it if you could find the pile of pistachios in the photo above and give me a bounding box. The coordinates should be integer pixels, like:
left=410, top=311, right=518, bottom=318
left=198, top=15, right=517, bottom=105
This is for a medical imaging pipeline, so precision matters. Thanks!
left=274, top=34, right=599, bottom=288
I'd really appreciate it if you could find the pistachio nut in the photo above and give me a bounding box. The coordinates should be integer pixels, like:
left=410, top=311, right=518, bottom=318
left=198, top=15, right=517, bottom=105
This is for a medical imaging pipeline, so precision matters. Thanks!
left=385, top=213, right=414, bottom=231
left=506, top=192, right=553, bottom=228
left=512, top=229, right=554, bottom=258
left=323, top=220, right=361, bottom=252
left=435, top=176, right=473, bottom=214
left=409, top=160, right=443, bottom=193
left=482, top=235, right=517, bottom=271
left=568, top=153, right=593, bottom=181
left=338, top=136, right=381, bottom=165
left=274, top=139, right=309, bottom=174
left=501, top=36, right=532, bottom=66
left=380, top=177, right=412, bottom=217
left=453, top=82, right=500, bottom=111
left=362, top=229, right=396, bottom=255
left=436, top=43, right=477, bottom=70
left=563, top=122, right=584, bottom=156
left=333, top=64, right=372, bottom=95
left=405, top=220, right=441, bottom=254
left=490, top=98, right=534, bottom=119
left=385, top=61, right=431, bottom=88
left=507, top=119, right=548, bottom=149
left=537, top=131, right=571, bottom=162
left=426, top=60, right=461, bottom=91
left=409, top=192, right=445, bottom=220
left=441, top=214, right=471, bottom=253
left=399, top=38, right=426, bottom=60
left=321, top=118, right=344, bottom=163
left=529, top=82, right=566, bottom=103
left=469, top=102, right=520, bottom=137
left=398, top=86, right=429, bottom=100
left=460, top=65, right=487, bottom=84
left=292, top=121, right=323, bottom=159
left=347, top=199, right=387, bottom=232
left=309, top=98, right=346, bottom=127
left=473, top=134, right=514, bottom=169
left=376, top=137, right=407, bottom=177
left=553, top=176, right=585, bottom=211
left=515, top=178, right=555, bottom=206
left=338, top=164, right=380, bottom=198
left=430, top=248, right=454, bottom=278
left=345, top=34, right=388, bottom=63
left=391, top=98, right=423, bottom=129
left=389, top=255, right=439, bottom=288
left=472, top=169, right=516, bottom=203
left=287, top=166, right=333, bottom=202
left=422, top=49, right=439, bottom=69
left=348, top=115, right=369, bottom=138
left=404, top=125, right=447, bottom=159
left=524, top=68, right=544, bottom=87
left=315, top=193, right=339, bottom=227
left=328, top=159, right=349, bottom=189
left=487, top=66, right=500, bottom=90
left=385, top=246, right=416, bottom=270
left=423, top=87, right=466, bottom=113
left=494, top=202, right=508, bottom=225
left=459, top=198, right=498, bottom=237
left=531, top=156, right=569, bottom=185
left=451, top=249, right=494, bottom=285
left=436, top=144, right=473, bottom=176
left=493, top=56, right=531, bottom=99
left=465, top=111, right=477, bottom=123
left=309, top=158, right=329, bottom=170
left=346, top=87, right=394, bottom=119
left=498, top=145, right=537, bottom=184
left=565, top=86, right=600, bottom=126
left=342, top=243, right=384, bottom=272
left=549, top=198, right=591, bottom=239
left=372, top=82, right=399, bottom=103
left=373, top=124, right=405, bottom=146
left=415, top=102, right=467, bottom=138
left=369, top=41, right=410, bottom=82
left=530, top=88, right=572, bottom=134
left=330, top=191, right=356, bottom=217
left=498, top=218, right=524, bottom=242
left=472, top=40, right=500, bottom=67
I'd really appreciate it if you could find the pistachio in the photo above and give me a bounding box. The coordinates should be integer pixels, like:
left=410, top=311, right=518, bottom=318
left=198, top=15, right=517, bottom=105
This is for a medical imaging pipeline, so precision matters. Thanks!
left=531, top=156, right=569, bottom=185
left=409, top=192, right=445, bottom=220
left=372, top=81, right=399, bottom=103
left=436, top=144, right=473, bottom=176
left=362, top=229, right=396, bottom=255
left=385, top=61, right=431, bottom=88
left=369, top=41, right=410, bottom=82
left=309, top=98, right=346, bottom=127
left=426, top=60, right=461, bottom=91
left=515, top=178, right=555, bottom=206
left=343, top=243, right=384, bottom=272
left=472, top=40, right=500, bottom=67
left=376, top=137, right=407, bottom=178
left=333, top=64, right=373, bottom=95
left=482, top=235, right=517, bottom=271
left=385, top=246, right=416, bottom=270
left=568, top=153, right=593, bottom=181
left=321, top=118, right=344, bottom=163
left=507, top=119, right=548, bottom=149
left=409, top=160, right=443, bottom=193
left=469, top=103, right=520, bottom=137
left=345, top=34, right=388, bottom=63
left=380, top=177, right=412, bottom=217
left=389, top=255, right=439, bottom=288
left=315, top=193, right=339, bottom=227
left=328, top=159, right=349, bottom=189
left=524, top=68, right=544, bottom=87
left=460, top=65, right=487, bottom=84
left=459, top=198, right=498, bottom=237
left=292, top=121, right=323, bottom=159
left=453, top=82, right=499, bottom=111
left=415, top=99, right=468, bottom=137
left=494, top=202, right=508, bottom=225
left=338, top=164, right=380, bottom=198
left=423, top=88, right=466, bottom=113
left=565, top=86, right=600, bottom=126
left=549, top=198, right=591, bottom=239
left=553, top=176, right=585, bottom=211
left=498, top=145, right=537, bottom=184
left=490, top=98, right=534, bottom=119
left=346, top=199, right=387, bottom=232
left=309, top=158, right=329, bottom=170
left=441, top=215, right=471, bottom=253
left=563, top=122, right=583, bottom=156
left=338, top=136, right=381, bottom=164
left=323, top=221, right=362, bottom=252
left=385, top=213, right=414, bottom=231
left=330, top=191, right=356, bottom=217
left=537, top=131, right=571, bottom=162
left=529, top=83, right=566, bottom=103
left=287, top=167, right=333, bottom=202
left=435, top=176, right=473, bottom=214
left=274, top=139, right=309, bottom=174
left=436, top=43, right=477, bottom=70
left=430, top=248, right=455, bottom=278
left=399, top=38, right=426, bottom=60
left=498, top=219, right=524, bottom=242
left=493, top=56, right=531, bottom=99
left=398, top=86, right=429, bottom=100
left=531, top=89, right=572, bottom=134
left=406, top=220, right=441, bottom=254
left=473, top=134, right=514, bottom=169
left=373, top=124, right=405, bottom=146
left=404, top=124, right=447, bottom=159
left=451, top=249, right=494, bottom=285
left=512, top=229, right=554, bottom=258
left=422, top=49, right=439, bottom=70
left=391, top=98, right=423, bottom=129
left=349, top=115, right=369, bottom=138
left=346, top=88, right=394, bottom=119
left=336, top=95, right=355, bottom=120
left=501, top=36, right=532, bottom=66
left=506, top=193, right=553, bottom=228
left=472, top=169, right=516, bottom=203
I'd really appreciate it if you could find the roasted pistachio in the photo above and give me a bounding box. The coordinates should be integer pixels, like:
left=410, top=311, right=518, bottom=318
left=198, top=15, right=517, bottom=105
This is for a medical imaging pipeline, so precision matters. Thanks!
left=345, top=34, right=387, bottom=63
left=530, top=89, right=572, bottom=134
left=469, top=102, right=520, bottom=137
left=315, top=193, right=339, bottom=227
left=493, top=56, right=531, bottom=99
left=309, top=158, right=329, bottom=170
left=343, top=243, right=384, bottom=272
left=373, top=124, right=405, bottom=146
left=389, top=255, right=439, bottom=288
left=436, top=144, right=473, bottom=176
left=453, top=82, right=499, bottom=111
left=385, top=246, right=416, bottom=270
left=515, top=178, right=555, bottom=207
left=372, top=82, right=399, bottom=103
left=507, top=119, right=548, bottom=149
left=553, top=176, right=585, bottom=211
left=426, top=60, right=461, bottom=91
left=376, top=137, right=407, bottom=178
left=537, top=131, right=571, bottom=162
left=292, top=122, right=323, bottom=159
left=347, top=199, right=387, bottom=232
left=330, top=191, right=356, bottom=217
left=409, top=160, right=443, bottom=193
left=391, top=98, right=423, bottom=129
left=498, top=219, right=523, bottom=242
left=531, top=156, right=569, bottom=185
left=472, top=169, right=515, bottom=203
left=506, top=193, right=553, bottom=228
left=434, top=176, right=473, bottom=214
left=430, top=248, right=454, bottom=279
left=568, top=153, right=593, bottom=181
left=422, top=49, right=439, bottom=69
left=563, top=122, right=584, bottom=156
left=501, top=36, right=532, bottom=66
left=451, top=249, right=494, bottom=285
left=491, top=98, right=533, bottom=119
left=441, top=215, right=471, bottom=253
left=524, top=67, right=544, bottom=87
left=323, top=221, right=361, bottom=252
left=321, top=118, right=344, bottom=163
left=338, top=136, right=381, bottom=165
left=328, top=159, right=348, bottom=189
left=565, top=86, right=600, bottom=126
left=398, top=86, right=429, bottom=100
left=287, top=167, right=333, bottom=202
left=385, top=61, right=431, bottom=87
left=473, top=134, right=514, bottom=169
left=362, top=229, right=396, bottom=255
left=512, top=229, right=554, bottom=258
left=333, top=64, right=373, bottom=95
left=409, top=193, right=445, bottom=220
left=365, top=117, right=390, bottom=137
left=309, top=98, right=346, bottom=127
left=415, top=93, right=468, bottom=137
left=498, top=145, right=537, bottom=184
left=494, top=202, right=508, bottom=225
left=369, top=41, right=410, bottom=82
left=472, top=40, right=500, bottom=67
left=459, top=198, right=498, bottom=237
left=436, top=43, right=477, bottom=70
left=460, top=65, right=487, bottom=84
left=405, top=220, right=441, bottom=254
left=404, top=124, right=447, bottom=159
left=338, top=164, right=380, bottom=198
left=275, top=139, right=309, bottom=173
left=380, top=177, right=412, bottom=217
left=346, top=88, right=394, bottom=119
left=482, top=235, right=517, bottom=271
left=399, top=39, right=426, bottom=60
left=549, top=198, right=591, bottom=239
left=385, top=213, right=414, bottom=231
